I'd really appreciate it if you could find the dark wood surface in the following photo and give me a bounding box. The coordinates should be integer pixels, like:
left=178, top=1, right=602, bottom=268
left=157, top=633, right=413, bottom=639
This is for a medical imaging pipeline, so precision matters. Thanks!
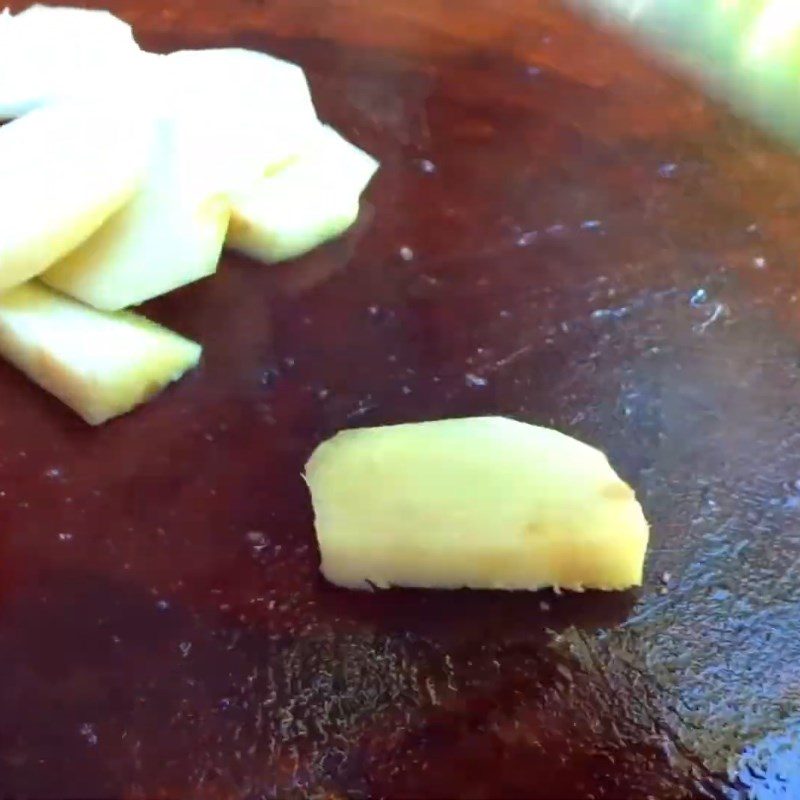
left=2, top=1, right=800, bottom=797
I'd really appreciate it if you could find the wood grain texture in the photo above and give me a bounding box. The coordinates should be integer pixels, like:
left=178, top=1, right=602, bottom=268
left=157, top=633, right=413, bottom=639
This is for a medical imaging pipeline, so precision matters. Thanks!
left=1, top=1, right=800, bottom=797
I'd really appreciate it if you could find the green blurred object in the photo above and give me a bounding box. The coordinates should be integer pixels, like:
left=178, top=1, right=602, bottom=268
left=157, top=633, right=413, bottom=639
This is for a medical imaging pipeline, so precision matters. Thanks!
left=575, top=0, right=800, bottom=148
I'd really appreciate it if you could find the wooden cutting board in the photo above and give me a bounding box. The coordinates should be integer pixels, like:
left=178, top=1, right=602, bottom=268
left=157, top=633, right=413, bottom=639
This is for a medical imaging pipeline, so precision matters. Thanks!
left=1, top=1, right=799, bottom=796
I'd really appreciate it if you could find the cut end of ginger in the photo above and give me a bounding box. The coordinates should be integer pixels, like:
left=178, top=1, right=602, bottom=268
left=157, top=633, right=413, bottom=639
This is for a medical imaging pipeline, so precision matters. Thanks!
left=0, top=282, right=202, bottom=425
left=305, top=416, right=649, bottom=593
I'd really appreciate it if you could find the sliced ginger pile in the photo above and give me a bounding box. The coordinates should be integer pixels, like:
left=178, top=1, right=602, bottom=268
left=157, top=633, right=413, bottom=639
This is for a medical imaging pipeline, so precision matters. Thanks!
left=0, top=4, right=378, bottom=424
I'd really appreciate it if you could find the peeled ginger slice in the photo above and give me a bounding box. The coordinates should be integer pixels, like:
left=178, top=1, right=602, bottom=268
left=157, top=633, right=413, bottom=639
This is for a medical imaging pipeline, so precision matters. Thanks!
left=305, top=417, right=649, bottom=592
left=160, top=48, right=320, bottom=192
left=0, top=102, right=152, bottom=294
left=41, top=47, right=324, bottom=310
left=0, top=282, right=201, bottom=425
left=0, top=4, right=142, bottom=119
left=42, top=114, right=230, bottom=311
left=227, top=125, right=379, bottom=264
